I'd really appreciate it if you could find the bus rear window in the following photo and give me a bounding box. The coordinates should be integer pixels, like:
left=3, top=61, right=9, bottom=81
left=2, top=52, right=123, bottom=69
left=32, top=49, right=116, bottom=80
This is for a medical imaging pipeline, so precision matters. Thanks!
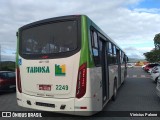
left=20, top=21, right=78, bottom=55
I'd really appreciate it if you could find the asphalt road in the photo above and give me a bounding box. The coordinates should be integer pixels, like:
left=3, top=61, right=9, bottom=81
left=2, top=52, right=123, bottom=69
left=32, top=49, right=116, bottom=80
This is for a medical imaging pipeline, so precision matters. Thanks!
left=0, top=67, right=160, bottom=120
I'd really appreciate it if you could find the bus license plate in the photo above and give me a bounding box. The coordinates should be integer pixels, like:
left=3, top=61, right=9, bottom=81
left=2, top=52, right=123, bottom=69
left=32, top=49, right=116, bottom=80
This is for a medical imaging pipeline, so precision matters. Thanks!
left=39, top=85, right=51, bottom=91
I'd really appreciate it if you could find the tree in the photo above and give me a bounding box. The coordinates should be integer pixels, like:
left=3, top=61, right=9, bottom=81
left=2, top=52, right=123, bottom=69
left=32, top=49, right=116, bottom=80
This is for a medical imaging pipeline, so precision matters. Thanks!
left=144, top=33, right=160, bottom=62
left=144, top=50, right=160, bottom=62
left=154, top=33, right=160, bottom=50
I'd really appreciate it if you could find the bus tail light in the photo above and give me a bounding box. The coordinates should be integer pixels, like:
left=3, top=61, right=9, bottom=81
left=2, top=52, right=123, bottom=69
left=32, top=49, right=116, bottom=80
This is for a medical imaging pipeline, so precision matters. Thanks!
left=17, top=67, right=22, bottom=93
left=80, top=106, right=87, bottom=109
left=76, top=63, right=87, bottom=99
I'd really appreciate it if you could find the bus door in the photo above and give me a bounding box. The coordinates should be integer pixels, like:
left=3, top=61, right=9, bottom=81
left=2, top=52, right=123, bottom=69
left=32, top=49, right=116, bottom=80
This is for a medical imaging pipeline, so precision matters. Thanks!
left=116, top=49, right=121, bottom=87
left=99, top=38, right=109, bottom=104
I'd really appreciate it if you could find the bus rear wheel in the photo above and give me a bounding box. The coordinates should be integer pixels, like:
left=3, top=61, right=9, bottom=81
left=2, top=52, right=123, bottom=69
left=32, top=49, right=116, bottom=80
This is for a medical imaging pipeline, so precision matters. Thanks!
left=112, top=80, right=117, bottom=101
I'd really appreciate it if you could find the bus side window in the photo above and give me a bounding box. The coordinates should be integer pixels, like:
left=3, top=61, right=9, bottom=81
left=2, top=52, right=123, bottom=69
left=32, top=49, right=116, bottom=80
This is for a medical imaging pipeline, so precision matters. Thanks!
left=123, top=54, right=126, bottom=64
left=119, top=50, right=121, bottom=63
left=93, top=32, right=98, bottom=48
left=90, top=30, right=100, bottom=66
left=113, top=45, right=117, bottom=64
left=107, top=43, right=117, bottom=65
left=108, top=42, right=112, bottom=53
left=108, top=42, right=113, bottom=65
left=121, top=52, right=124, bottom=64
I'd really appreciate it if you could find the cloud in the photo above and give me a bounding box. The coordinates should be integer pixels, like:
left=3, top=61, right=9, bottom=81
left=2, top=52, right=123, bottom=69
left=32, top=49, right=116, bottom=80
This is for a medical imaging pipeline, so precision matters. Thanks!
left=0, top=0, right=159, bottom=61
left=123, top=47, right=143, bottom=58
left=123, top=46, right=153, bottom=58
left=134, top=8, right=160, bottom=14
left=1, top=54, right=15, bottom=61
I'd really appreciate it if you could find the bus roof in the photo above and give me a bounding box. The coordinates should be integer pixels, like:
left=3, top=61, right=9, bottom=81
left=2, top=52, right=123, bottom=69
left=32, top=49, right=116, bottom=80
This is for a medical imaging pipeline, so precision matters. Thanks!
left=18, top=15, right=81, bottom=31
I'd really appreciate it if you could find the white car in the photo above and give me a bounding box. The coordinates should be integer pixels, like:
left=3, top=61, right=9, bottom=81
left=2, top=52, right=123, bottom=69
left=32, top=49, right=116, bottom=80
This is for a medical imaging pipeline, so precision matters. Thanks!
left=148, top=68, right=152, bottom=74
left=127, top=63, right=134, bottom=68
left=151, top=66, right=160, bottom=83
left=149, top=66, right=159, bottom=74
left=156, top=76, right=160, bottom=97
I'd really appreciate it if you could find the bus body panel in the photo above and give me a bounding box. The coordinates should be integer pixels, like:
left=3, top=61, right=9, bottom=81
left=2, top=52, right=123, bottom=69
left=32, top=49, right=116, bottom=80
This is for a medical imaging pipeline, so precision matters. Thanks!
left=74, top=89, right=102, bottom=112
left=89, top=68, right=103, bottom=111
left=121, top=64, right=125, bottom=83
left=89, top=68, right=102, bottom=97
left=87, top=15, right=127, bottom=106
left=108, top=65, right=118, bottom=99
left=18, top=51, right=80, bottom=98
left=16, top=68, right=102, bottom=114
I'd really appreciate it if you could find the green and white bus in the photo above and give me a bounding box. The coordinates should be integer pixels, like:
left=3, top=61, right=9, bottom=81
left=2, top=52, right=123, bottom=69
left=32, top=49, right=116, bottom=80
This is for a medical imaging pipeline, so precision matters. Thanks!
left=16, top=15, right=127, bottom=116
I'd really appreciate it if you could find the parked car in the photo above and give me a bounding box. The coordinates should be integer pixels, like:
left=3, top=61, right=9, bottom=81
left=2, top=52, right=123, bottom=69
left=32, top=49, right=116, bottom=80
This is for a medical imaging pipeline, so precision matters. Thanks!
left=156, top=76, right=160, bottom=97
left=148, top=68, right=152, bottom=74
left=142, top=64, right=147, bottom=69
left=144, top=63, right=159, bottom=72
left=127, top=63, right=134, bottom=68
left=0, top=71, right=16, bottom=92
left=148, top=65, right=159, bottom=74
left=151, top=66, right=160, bottom=83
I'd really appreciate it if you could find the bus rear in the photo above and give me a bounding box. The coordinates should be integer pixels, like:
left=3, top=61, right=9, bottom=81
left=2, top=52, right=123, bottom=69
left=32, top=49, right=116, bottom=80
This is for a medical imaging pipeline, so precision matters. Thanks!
left=16, top=15, right=97, bottom=115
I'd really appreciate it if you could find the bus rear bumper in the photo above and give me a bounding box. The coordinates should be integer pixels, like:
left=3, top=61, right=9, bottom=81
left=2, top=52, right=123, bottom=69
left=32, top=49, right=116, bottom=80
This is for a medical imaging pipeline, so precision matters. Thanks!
left=17, top=93, right=99, bottom=116
left=17, top=93, right=75, bottom=112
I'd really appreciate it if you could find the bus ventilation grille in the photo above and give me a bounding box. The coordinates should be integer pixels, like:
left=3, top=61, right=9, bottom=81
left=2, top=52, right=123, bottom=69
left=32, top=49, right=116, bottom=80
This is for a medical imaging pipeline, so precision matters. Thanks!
left=35, top=102, right=55, bottom=108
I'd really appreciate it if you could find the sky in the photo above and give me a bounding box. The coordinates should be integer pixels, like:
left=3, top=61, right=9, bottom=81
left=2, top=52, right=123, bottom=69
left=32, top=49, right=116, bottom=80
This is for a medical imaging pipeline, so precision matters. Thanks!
left=0, top=0, right=160, bottom=61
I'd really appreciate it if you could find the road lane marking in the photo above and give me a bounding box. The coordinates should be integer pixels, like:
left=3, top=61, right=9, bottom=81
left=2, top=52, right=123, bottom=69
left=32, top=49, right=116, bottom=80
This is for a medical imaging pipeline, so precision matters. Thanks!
left=133, top=75, right=137, bottom=78
left=146, top=75, right=150, bottom=78
left=127, top=75, right=151, bottom=78
left=141, top=75, right=145, bottom=78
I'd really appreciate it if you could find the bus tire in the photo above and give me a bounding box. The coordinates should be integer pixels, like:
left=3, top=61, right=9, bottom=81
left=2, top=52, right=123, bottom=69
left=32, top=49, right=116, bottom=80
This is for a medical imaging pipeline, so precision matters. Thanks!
left=112, top=80, right=117, bottom=101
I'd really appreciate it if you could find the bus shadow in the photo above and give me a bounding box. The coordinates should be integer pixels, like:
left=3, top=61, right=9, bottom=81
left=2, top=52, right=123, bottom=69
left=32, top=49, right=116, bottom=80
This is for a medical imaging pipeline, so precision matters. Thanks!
left=0, top=91, right=16, bottom=95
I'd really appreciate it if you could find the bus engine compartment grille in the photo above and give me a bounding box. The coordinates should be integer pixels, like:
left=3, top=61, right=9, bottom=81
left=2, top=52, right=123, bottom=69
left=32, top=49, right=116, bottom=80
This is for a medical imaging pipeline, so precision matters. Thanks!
left=35, top=102, right=55, bottom=108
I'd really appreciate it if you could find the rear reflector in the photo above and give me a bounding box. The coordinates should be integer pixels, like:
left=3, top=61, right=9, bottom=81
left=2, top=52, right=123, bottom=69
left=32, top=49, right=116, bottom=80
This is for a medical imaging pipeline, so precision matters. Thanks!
left=17, top=67, right=22, bottom=93
left=80, top=107, right=87, bottom=109
left=41, top=55, right=49, bottom=59
left=75, top=106, right=87, bottom=109
left=76, top=63, right=87, bottom=99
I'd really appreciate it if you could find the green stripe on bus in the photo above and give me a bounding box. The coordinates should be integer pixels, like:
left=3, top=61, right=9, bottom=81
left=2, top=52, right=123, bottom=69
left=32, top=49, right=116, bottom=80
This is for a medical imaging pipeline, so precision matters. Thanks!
left=16, top=31, right=19, bottom=67
left=79, top=15, right=94, bottom=68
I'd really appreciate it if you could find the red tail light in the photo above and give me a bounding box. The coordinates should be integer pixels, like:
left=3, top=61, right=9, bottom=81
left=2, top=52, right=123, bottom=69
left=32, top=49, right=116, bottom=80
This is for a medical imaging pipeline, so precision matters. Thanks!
left=76, top=63, right=87, bottom=99
left=41, top=55, right=49, bottom=59
left=17, top=67, right=22, bottom=93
